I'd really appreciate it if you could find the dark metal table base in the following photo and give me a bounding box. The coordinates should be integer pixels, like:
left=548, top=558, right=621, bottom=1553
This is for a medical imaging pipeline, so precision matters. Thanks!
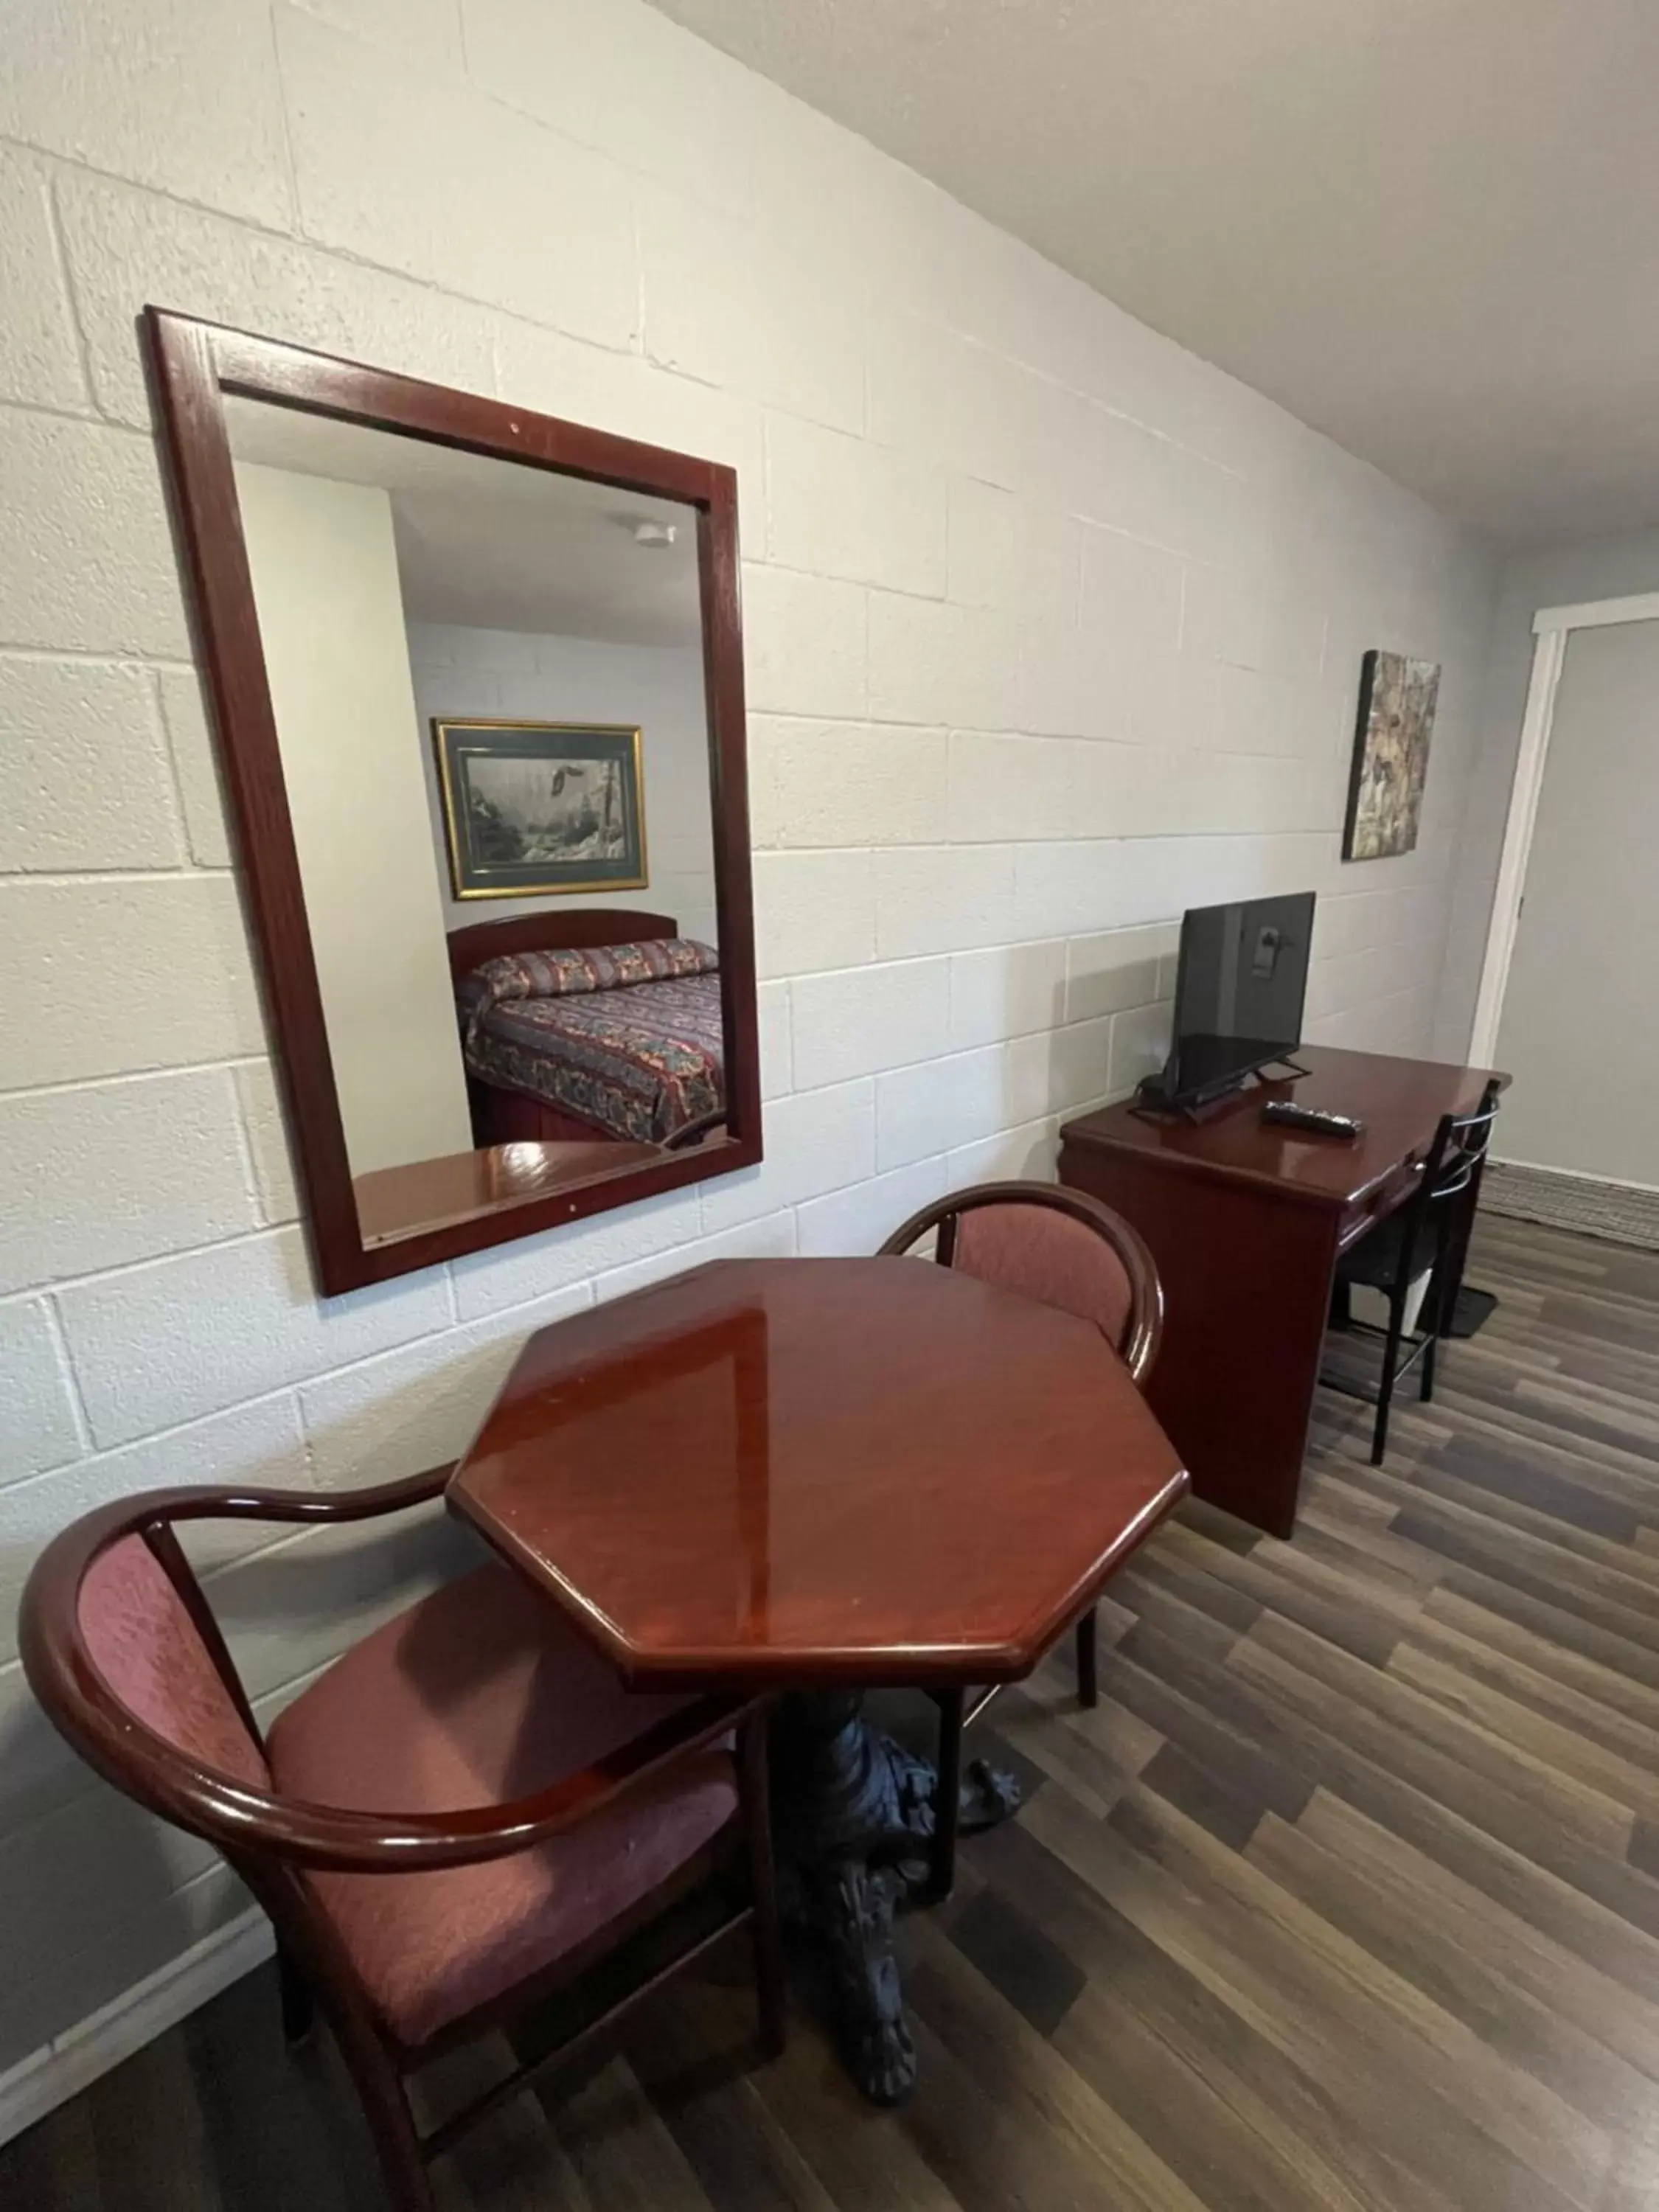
left=770, top=1690, right=1020, bottom=2104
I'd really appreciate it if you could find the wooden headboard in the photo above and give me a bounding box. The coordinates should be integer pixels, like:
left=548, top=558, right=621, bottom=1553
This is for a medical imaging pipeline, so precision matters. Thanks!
left=445, top=908, right=678, bottom=984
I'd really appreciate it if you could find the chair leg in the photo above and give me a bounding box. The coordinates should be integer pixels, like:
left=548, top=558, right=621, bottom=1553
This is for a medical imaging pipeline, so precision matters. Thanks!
left=930, top=1686, right=964, bottom=1902
left=1371, top=1295, right=1404, bottom=1465
left=1420, top=1211, right=1455, bottom=1405
left=1076, top=1606, right=1099, bottom=1710
left=740, top=1714, right=787, bottom=2057
left=277, top=1942, right=315, bottom=2048
left=330, top=2008, right=434, bottom=2212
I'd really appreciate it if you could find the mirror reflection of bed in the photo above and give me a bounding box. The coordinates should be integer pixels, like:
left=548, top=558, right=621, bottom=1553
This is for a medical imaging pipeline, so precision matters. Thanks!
left=352, top=906, right=729, bottom=1251
left=211, top=392, right=739, bottom=1258
left=447, top=908, right=728, bottom=1155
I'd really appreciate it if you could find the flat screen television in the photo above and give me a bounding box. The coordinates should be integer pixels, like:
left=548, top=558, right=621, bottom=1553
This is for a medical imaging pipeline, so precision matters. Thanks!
left=1146, top=891, right=1316, bottom=1109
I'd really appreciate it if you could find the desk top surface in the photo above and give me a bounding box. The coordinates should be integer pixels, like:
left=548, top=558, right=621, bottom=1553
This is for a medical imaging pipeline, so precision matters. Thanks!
left=1061, top=1046, right=1507, bottom=1210
left=448, top=1257, right=1186, bottom=1687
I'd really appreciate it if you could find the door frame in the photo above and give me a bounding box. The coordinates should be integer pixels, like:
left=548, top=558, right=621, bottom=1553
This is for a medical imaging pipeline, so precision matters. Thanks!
left=1470, top=589, right=1659, bottom=1063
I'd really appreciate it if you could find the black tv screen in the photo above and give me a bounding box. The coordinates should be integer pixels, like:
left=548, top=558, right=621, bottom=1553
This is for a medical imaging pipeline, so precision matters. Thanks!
left=1160, top=891, right=1315, bottom=1106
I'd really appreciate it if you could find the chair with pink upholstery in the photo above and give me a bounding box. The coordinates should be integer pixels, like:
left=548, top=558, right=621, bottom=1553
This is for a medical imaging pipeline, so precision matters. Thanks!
left=20, top=1464, right=784, bottom=2211
left=878, top=1178, right=1167, bottom=1893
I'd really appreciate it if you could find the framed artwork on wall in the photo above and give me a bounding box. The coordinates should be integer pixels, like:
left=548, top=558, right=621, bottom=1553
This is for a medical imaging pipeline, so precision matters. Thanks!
left=1343, top=650, right=1440, bottom=861
left=433, top=718, right=648, bottom=899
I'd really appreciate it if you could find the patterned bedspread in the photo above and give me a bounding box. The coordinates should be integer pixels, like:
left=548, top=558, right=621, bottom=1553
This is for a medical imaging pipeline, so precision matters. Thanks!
left=462, top=970, right=725, bottom=1143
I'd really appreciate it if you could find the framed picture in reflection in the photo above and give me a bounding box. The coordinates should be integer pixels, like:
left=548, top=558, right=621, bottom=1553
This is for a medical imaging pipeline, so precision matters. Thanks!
left=433, top=718, right=648, bottom=900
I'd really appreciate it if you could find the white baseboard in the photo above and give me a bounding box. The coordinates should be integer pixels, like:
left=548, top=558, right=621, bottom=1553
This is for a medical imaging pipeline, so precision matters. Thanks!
left=0, top=1910, right=274, bottom=2149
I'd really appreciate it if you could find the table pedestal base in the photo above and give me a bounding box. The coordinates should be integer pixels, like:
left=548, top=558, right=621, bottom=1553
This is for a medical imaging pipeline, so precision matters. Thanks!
left=771, top=1691, right=1019, bottom=2104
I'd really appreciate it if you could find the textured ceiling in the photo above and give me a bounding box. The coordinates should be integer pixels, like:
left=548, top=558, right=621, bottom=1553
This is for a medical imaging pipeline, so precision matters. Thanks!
left=650, top=0, right=1659, bottom=548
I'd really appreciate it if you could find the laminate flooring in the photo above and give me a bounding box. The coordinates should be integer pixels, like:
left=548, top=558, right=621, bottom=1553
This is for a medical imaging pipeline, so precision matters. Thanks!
left=9, top=1214, right=1659, bottom=2211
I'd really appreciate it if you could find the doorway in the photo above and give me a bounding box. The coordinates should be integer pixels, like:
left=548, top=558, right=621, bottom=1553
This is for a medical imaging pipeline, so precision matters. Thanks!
left=1472, top=596, right=1659, bottom=1239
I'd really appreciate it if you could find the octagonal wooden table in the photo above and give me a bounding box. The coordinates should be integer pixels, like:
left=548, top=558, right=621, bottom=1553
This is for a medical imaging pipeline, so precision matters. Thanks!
left=447, top=1256, right=1188, bottom=2100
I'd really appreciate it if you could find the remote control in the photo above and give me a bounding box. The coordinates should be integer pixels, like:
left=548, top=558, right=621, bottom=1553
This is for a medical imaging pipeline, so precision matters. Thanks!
left=1261, top=1099, right=1364, bottom=1138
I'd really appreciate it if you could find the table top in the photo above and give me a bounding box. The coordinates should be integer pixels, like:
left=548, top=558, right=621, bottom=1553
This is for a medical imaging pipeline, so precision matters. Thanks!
left=1060, top=1046, right=1507, bottom=1211
left=447, top=1257, right=1188, bottom=1688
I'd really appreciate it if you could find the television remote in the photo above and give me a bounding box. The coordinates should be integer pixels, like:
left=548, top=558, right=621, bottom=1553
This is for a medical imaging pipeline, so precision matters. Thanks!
left=1261, top=1099, right=1364, bottom=1139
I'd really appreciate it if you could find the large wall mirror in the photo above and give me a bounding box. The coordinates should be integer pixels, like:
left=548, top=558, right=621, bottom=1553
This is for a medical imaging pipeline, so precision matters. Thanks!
left=147, top=310, right=760, bottom=1295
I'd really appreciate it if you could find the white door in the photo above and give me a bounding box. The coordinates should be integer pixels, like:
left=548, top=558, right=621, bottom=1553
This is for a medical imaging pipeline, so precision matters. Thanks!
left=1495, top=619, right=1659, bottom=1187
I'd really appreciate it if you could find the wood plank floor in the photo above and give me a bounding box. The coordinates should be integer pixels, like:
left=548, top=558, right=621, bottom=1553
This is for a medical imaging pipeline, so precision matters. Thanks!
left=9, top=1213, right=1659, bottom=2211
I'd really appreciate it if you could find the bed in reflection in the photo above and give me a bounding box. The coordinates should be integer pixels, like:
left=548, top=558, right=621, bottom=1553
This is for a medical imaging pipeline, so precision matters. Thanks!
left=448, top=910, right=726, bottom=1152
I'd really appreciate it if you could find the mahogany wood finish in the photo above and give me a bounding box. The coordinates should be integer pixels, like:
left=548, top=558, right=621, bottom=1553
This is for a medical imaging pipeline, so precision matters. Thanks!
left=18, top=1467, right=784, bottom=2212
left=144, top=308, right=762, bottom=1297
left=447, top=1258, right=1191, bottom=1691
left=877, top=1179, right=1169, bottom=1894
left=446, top=1253, right=1187, bottom=2101
left=1060, top=1045, right=1508, bottom=1537
left=461, top=1080, right=637, bottom=1149
left=353, top=1138, right=664, bottom=1248
left=444, top=908, right=678, bottom=985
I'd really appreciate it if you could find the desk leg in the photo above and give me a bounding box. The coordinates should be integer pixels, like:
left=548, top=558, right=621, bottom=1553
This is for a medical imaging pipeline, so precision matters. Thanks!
left=771, top=1691, right=1018, bottom=2104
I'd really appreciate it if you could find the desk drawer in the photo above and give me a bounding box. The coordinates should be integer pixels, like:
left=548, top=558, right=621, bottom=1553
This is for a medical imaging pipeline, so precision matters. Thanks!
left=1339, top=1162, right=1421, bottom=1251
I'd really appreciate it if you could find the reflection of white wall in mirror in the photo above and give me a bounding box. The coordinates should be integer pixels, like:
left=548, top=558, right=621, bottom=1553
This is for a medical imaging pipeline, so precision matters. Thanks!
left=408, top=624, right=718, bottom=947
left=234, top=463, right=473, bottom=1180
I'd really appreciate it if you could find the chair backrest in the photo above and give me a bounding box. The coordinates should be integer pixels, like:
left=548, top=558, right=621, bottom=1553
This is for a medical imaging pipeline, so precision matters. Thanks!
left=23, top=1472, right=745, bottom=1880
left=77, top=1532, right=270, bottom=1791
left=1385, top=1077, right=1502, bottom=1291
left=1429, top=1077, right=1502, bottom=1203
left=877, top=1180, right=1164, bottom=1383
left=23, top=1488, right=365, bottom=1866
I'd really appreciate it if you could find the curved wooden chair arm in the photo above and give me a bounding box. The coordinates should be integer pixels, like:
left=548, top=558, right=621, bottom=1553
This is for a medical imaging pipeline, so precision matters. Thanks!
left=44, top=1464, right=456, bottom=1544
left=21, top=1472, right=754, bottom=1874
left=878, top=1178, right=1166, bottom=1383
left=661, top=1107, right=729, bottom=1152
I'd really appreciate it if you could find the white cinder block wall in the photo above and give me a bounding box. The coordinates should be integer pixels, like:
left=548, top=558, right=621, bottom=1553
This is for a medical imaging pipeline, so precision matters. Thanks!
left=0, top=0, right=1495, bottom=2100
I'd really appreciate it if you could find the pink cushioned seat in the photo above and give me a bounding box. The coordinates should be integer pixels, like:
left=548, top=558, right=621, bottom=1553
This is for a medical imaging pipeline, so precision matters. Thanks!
left=265, top=1562, right=737, bottom=2045
left=952, top=1201, right=1133, bottom=1345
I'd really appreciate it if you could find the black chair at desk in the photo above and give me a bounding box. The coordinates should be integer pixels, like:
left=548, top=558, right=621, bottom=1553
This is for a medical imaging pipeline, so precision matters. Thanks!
left=1324, top=1077, right=1502, bottom=1464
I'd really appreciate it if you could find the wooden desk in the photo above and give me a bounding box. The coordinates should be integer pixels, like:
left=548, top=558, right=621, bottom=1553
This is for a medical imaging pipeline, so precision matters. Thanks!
left=1059, top=1046, right=1506, bottom=1539
left=448, top=1256, right=1186, bottom=2098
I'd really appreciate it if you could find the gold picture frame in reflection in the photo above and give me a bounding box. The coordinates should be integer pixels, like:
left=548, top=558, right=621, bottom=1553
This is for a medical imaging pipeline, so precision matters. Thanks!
left=433, top=718, right=649, bottom=900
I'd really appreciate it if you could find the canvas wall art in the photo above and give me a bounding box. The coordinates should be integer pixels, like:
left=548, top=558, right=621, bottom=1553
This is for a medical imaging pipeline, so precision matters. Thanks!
left=1342, top=650, right=1440, bottom=861
left=433, top=718, right=647, bottom=899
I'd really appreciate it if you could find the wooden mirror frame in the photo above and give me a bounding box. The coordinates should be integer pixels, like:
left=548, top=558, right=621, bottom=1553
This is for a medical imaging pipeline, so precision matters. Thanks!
left=145, top=307, right=762, bottom=1296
